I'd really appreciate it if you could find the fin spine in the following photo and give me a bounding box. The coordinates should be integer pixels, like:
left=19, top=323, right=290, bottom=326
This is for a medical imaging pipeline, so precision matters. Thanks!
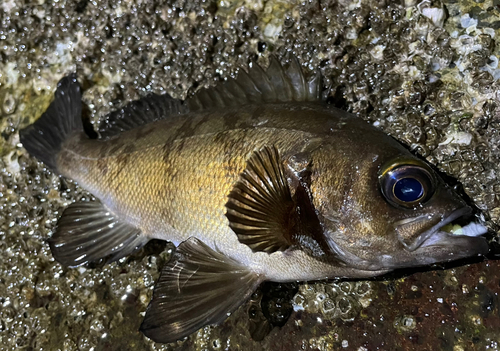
left=187, top=55, right=325, bottom=111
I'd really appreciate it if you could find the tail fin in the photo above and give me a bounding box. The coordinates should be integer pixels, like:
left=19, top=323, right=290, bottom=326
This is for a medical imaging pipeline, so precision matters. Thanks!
left=19, top=74, right=83, bottom=171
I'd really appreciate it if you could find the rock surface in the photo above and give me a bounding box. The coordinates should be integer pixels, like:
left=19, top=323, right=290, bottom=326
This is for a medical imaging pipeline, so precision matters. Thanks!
left=1, top=0, right=500, bottom=350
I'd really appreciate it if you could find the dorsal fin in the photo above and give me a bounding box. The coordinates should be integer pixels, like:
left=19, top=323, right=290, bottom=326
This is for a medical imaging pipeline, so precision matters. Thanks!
left=98, top=93, right=187, bottom=139
left=187, top=56, right=325, bottom=111
left=98, top=55, right=324, bottom=138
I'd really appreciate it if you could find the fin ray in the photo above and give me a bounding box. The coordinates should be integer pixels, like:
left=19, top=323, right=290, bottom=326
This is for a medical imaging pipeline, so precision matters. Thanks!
left=140, top=238, right=262, bottom=343
left=187, top=56, right=324, bottom=111
left=226, top=145, right=337, bottom=257
left=99, top=93, right=187, bottom=139
left=49, top=200, right=148, bottom=267
left=225, top=146, right=295, bottom=253
left=19, top=74, right=83, bottom=171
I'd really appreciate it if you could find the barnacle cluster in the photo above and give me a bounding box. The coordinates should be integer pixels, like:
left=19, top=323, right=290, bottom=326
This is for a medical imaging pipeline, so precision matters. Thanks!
left=1, top=0, right=500, bottom=350
left=293, top=281, right=373, bottom=322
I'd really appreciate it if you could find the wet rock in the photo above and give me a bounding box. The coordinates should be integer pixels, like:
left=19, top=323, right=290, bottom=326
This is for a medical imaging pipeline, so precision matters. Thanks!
left=1, top=0, right=500, bottom=350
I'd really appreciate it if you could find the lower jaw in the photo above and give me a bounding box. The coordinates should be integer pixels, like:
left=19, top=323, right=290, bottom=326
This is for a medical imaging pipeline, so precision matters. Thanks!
left=373, top=235, right=489, bottom=270
left=415, top=235, right=489, bottom=264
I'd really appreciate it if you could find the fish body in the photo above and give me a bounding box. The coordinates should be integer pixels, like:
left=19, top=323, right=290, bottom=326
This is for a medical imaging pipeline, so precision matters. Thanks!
left=20, top=57, right=489, bottom=343
left=58, top=103, right=397, bottom=281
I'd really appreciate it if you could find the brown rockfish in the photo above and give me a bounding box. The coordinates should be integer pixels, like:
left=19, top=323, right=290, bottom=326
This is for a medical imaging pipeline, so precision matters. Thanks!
left=20, top=56, right=489, bottom=343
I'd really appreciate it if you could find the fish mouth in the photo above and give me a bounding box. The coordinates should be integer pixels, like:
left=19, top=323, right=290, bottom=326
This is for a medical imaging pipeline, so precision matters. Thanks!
left=324, top=206, right=489, bottom=272
left=413, top=206, right=489, bottom=255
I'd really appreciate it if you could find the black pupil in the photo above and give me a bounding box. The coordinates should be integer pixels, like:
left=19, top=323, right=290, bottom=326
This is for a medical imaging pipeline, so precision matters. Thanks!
left=393, top=177, right=423, bottom=202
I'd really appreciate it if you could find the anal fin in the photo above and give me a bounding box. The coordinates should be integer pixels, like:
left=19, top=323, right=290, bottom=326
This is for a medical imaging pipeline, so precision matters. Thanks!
left=140, top=238, right=263, bottom=343
left=49, top=200, right=148, bottom=267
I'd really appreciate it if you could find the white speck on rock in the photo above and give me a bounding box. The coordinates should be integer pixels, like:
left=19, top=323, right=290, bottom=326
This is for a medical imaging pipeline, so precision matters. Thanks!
left=420, top=7, right=446, bottom=27
left=1, top=0, right=18, bottom=13
left=460, top=14, right=478, bottom=29
left=47, top=38, right=74, bottom=66
left=3, top=151, right=20, bottom=176
left=4, top=62, right=20, bottom=86
left=483, top=27, right=496, bottom=38
left=431, top=61, right=441, bottom=71
left=263, top=23, right=282, bottom=40
left=487, top=55, right=499, bottom=69
left=439, top=132, right=473, bottom=146
left=370, top=45, right=386, bottom=60
left=345, top=27, right=358, bottom=40
left=408, top=65, right=421, bottom=78
left=347, top=0, right=362, bottom=10
left=417, top=0, right=446, bottom=27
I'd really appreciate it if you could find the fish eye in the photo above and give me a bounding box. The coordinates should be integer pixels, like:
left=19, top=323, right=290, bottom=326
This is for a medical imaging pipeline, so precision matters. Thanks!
left=380, top=164, right=435, bottom=208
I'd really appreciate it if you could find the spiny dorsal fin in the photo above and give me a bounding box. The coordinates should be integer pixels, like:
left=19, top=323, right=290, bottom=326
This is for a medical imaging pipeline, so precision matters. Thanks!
left=49, top=200, right=148, bottom=267
left=98, top=93, right=187, bottom=139
left=187, top=56, right=324, bottom=111
left=226, top=146, right=296, bottom=253
left=140, top=237, right=262, bottom=343
left=97, top=55, right=323, bottom=138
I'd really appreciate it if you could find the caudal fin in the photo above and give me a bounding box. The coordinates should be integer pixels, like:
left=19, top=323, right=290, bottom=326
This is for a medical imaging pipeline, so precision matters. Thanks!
left=19, top=74, right=83, bottom=171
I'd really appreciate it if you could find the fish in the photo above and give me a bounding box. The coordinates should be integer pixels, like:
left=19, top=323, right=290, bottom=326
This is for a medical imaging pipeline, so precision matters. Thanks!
left=19, top=56, right=489, bottom=343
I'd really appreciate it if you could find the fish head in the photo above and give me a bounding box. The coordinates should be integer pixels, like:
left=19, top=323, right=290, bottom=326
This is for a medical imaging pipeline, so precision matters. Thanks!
left=309, top=141, right=489, bottom=272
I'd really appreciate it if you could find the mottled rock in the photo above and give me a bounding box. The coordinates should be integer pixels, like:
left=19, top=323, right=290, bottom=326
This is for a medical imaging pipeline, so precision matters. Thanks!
left=1, top=0, right=500, bottom=350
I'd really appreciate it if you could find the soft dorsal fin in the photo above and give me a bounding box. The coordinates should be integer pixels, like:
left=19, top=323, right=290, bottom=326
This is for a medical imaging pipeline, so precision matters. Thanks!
left=187, top=56, right=324, bottom=111
left=98, top=93, right=187, bottom=139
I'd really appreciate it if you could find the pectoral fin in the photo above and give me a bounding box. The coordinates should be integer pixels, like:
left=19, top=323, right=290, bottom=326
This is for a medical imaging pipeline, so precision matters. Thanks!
left=49, top=200, right=148, bottom=267
left=140, top=238, right=262, bottom=343
left=226, top=146, right=333, bottom=257
left=225, top=146, right=296, bottom=253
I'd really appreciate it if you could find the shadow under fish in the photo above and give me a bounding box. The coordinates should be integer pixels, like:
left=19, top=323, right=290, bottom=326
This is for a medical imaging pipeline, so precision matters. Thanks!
left=19, top=56, right=489, bottom=343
